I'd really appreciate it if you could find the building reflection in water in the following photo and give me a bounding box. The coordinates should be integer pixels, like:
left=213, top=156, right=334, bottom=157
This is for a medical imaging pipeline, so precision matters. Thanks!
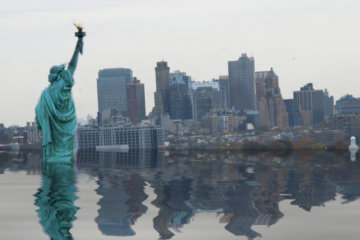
left=282, top=171, right=336, bottom=211
left=150, top=178, right=194, bottom=239
left=34, top=160, right=79, bottom=240
left=337, top=182, right=360, bottom=204
left=17, top=149, right=360, bottom=239
left=94, top=173, right=148, bottom=236
left=75, top=149, right=360, bottom=239
left=76, top=150, right=150, bottom=237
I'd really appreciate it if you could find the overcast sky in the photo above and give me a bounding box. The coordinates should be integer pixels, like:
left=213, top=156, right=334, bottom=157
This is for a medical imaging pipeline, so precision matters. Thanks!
left=0, top=0, right=359, bottom=126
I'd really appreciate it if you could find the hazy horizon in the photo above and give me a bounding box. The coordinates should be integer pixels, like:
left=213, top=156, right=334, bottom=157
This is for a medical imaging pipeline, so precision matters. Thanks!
left=0, top=0, right=359, bottom=126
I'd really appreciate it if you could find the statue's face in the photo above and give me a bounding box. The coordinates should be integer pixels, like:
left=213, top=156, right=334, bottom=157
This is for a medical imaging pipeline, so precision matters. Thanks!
left=48, top=66, right=62, bottom=83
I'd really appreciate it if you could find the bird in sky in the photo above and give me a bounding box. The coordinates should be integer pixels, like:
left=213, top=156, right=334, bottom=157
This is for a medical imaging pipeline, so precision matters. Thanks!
left=292, top=57, right=296, bottom=60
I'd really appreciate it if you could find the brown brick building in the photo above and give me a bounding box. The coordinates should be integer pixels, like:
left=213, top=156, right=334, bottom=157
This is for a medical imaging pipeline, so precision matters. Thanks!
left=305, top=130, right=345, bottom=145
left=127, top=79, right=146, bottom=124
left=319, top=115, right=360, bottom=141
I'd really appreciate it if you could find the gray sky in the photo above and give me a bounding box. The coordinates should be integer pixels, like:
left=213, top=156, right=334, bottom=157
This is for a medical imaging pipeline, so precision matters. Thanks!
left=0, top=0, right=359, bottom=126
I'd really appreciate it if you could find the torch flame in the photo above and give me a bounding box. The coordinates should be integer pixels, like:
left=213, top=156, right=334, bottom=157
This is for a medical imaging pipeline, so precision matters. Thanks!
left=73, top=23, right=84, bottom=30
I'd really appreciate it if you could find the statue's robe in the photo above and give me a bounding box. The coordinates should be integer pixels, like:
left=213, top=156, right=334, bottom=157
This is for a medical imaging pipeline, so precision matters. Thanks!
left=35, top=69, right=77, bottom=163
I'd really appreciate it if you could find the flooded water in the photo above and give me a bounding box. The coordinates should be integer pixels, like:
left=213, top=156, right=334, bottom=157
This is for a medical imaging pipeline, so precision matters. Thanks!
left=1, top=150, right=360, bottom=239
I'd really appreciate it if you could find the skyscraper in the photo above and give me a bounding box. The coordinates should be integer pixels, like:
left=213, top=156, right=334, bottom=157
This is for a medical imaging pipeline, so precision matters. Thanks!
left=97, top=68, right=133, bottom=116
left=212, top=76, right=231, bottom=108
left=255, top=79, right=270, bottom=127
left=255, top=68, right=288, bottom=128
left=127, top=78, right=146, bottom=124
left=170, top=70, right=191, bottom=90
left=323, top=89, right=334, bottom=117
left=284, top=99, right=304, bottom=127
left=169, top=78, right=192, bottom=120
left=194, top=87, right=213, bottom=122
left=153, top=61, right=170, bottom=117
left=189, top=82, right=227, bottom=121
left=228, top=54, right=256, bottom=110
left=293, top=83, right=324, bottom=126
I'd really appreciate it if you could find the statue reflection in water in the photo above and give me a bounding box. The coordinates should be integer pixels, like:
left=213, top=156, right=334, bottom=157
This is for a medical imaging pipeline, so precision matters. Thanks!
left=34, top=160, right=79, bottom=240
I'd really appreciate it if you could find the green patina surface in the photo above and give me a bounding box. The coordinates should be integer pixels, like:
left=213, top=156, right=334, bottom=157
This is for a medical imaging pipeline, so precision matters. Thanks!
left=35, top=69, right=77, bottom=163
left=35, top=36, right=83, bottom=163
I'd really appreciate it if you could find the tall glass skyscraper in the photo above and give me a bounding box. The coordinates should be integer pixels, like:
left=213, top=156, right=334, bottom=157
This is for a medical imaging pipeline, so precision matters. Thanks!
left=97, top=68, right=133, bottom=116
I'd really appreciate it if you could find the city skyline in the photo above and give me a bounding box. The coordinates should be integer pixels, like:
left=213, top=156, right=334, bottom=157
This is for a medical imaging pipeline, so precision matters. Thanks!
left=0, top=57, right=350, bottom=127
left=0, top=0, right=359, bottom=126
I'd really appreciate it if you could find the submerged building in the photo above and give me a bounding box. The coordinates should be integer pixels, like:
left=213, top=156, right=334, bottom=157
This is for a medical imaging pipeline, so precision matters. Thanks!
left=77, top=123, right=165, bottom=150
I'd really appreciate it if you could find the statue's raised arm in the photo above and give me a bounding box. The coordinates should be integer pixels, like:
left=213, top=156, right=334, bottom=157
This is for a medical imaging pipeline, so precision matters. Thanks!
left=68, top=24, right=85, bottom=77
left=68, top=38, right=83, bottom=77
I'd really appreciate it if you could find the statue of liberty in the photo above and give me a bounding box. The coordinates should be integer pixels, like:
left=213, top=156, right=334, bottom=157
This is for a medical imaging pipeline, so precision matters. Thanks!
left=35, top=24, right=85, bottom=164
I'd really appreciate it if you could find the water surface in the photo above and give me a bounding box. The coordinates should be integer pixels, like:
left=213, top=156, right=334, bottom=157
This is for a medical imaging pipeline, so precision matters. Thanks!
left=1, top=150, right=360, bottom=239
